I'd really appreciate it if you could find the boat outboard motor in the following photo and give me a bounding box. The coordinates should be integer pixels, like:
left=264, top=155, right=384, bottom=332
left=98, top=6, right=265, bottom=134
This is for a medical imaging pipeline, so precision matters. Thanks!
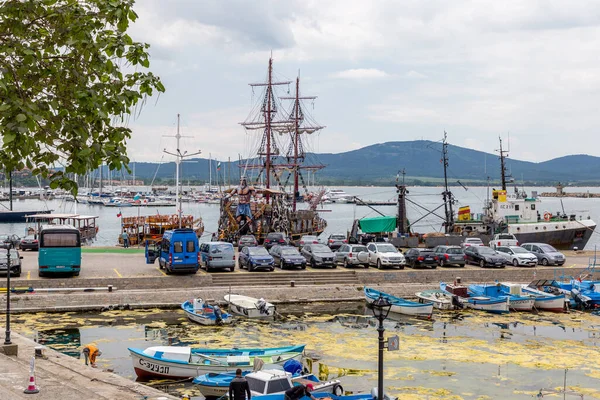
left=451, top=295, right=464, bottom=309
left=213, top=305, right=223, bottom=324
left=256, top=298, right=270, bottom=315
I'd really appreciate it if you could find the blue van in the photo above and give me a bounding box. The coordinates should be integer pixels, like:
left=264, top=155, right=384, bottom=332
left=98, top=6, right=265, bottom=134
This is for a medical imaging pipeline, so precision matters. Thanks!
left=146, top=229, right=199, bottom=274
left=199, top=241, right=235, bottom=272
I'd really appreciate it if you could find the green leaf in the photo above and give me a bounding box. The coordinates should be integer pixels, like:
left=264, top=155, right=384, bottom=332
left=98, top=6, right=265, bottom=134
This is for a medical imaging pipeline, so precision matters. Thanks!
left=16, top=114, right=27, bottom=122
left=3, top=133, right=15, bottom=144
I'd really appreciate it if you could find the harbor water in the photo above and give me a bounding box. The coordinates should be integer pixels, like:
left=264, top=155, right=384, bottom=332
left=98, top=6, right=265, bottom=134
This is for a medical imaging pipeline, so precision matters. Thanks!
left=11, top=303, right=600, bottom=399
left=2, top=185, right=600, bottom=249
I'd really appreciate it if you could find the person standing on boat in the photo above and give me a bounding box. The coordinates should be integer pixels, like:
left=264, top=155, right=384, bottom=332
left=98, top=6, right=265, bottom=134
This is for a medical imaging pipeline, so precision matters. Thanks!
left=229, top=368, right=251, bottom=400
left=82, top=343, right=102, bottom=368
left=284, top=383, right=317, bottom=400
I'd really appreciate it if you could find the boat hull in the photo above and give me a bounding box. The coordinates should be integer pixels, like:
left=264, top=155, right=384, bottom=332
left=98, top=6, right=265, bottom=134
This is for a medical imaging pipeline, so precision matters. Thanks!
left=508, top=298, right=536, bottom=311
left=228, top=303, right=276, bottom=318
left=365, top=287, right=433, bottom=316
left=415, top=291, right=456, bottom=310
left=182, top=301, right=233, bottom=325
left=465, top=298, right=510, bottom=314
left=1, top=210, right=52, bottom=223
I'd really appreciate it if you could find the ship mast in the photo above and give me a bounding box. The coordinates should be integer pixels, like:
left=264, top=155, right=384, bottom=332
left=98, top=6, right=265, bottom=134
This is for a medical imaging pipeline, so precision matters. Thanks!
left=498, top=137, right=508, bottom=191
left=441, top=132, right=454, bottom=233
left=396, top=169, right=410, bottom=234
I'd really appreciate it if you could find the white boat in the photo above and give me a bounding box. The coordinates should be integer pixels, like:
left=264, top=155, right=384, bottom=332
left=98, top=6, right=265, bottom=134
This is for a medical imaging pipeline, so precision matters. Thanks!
left=519, top=282, right=567, bottom=312
left=194, top=368, right=343, bottom=398
left=128, top=344, right=306, bottom=379
left=325, top=188, right=353, bottom=203
left=225, top=294, right=276, bottom=318
left=182, top=299, right=233, bottom=326
left=440, top=282, right=510, bottom=314
left=364, top=287, right=433, bottom=316
left=415, top=289, right=458, bottom=310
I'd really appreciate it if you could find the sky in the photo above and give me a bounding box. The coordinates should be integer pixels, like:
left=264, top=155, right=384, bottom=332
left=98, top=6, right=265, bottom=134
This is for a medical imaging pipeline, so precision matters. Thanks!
left=124, top=0, right=600, bottom=164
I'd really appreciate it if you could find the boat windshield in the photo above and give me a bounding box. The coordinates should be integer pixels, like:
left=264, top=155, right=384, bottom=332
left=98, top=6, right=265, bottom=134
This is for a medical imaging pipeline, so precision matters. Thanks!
left=540, top=244, right=558, bottom=252
left=376, top=244, right=398, bottom=253
left=512, top=247, right=529, bottom=254
left=246, top=377, right=266, bottom=393
left=249, top=247, right=270, bottom=256
left=446, top=248, right=463, bottom=254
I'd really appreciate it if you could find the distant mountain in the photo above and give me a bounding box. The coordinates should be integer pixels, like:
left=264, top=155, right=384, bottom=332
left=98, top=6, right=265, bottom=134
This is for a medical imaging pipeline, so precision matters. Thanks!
left=122, top=141, right=600, bottom=186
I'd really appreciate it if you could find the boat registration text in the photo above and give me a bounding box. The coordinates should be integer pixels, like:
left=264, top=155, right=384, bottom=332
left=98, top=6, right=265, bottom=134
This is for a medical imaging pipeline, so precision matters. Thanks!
left=139, top=359, right=170, bottom=374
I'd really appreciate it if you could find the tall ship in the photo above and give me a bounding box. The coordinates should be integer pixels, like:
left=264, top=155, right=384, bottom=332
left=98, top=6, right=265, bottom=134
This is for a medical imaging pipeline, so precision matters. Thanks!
left=217, top=58, right=327, bottom=243
left=390, top=134, right=596, bottom=250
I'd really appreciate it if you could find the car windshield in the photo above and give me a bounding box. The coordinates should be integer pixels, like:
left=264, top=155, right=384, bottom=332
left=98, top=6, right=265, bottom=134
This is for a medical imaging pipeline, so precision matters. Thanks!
left=249, top=247, right=269, bottom=256
left=0, top=250, right=19, bottom=260
left=446, top=248, right=463, bottom=254
left=240, top=236, right=255, bottom=242
left=498, top=234, right=515, bottom=239
left=211, top=244, right=232, bottom=253
left=540, top=244, right=558, bottom=252
left=351, top=246, right=368, bottom=252
left=479, top=247, right=496, bottom=255
left=302, top=236, right=317, bottom=241
left=331, top=235, right=346, bottom=240
left=376, top=244, right=398, bottom=253
left=311, top=244, right=331, bottom=252
left=419, top=249, right=434, bottom=254
left=467, top=239, right=483, bottom=244
left=281, top=248, right=300, bottom=255
left=267, top=233, right=284, bottom=240
left=512, top=247, right=528, bottom=254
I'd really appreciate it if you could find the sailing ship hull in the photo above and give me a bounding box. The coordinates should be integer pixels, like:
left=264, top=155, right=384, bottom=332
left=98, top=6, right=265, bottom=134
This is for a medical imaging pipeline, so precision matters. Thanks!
left=0, top=210, right=52, bottom=223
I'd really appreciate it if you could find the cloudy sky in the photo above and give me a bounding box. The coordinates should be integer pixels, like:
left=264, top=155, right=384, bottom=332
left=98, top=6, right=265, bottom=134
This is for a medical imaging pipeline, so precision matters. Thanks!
left=125, top=0, right=600, bottom=163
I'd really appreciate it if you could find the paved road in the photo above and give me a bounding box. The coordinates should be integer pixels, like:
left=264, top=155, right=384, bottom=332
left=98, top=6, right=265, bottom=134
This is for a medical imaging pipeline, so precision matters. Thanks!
left=6, top=248, right=595, bottom=282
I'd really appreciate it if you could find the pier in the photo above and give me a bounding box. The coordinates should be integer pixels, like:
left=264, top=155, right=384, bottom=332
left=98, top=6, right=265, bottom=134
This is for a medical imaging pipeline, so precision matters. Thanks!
left=540, top=182, right=600, bottom=198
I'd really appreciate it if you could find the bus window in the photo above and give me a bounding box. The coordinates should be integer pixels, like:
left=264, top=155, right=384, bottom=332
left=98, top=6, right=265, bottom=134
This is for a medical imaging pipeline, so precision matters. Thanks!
left=41, top=232, right=79, bottom=247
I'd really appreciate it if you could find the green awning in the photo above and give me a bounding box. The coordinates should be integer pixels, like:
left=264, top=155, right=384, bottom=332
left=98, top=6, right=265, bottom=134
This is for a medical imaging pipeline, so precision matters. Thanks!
left=358, top=216, right=397, bottom=233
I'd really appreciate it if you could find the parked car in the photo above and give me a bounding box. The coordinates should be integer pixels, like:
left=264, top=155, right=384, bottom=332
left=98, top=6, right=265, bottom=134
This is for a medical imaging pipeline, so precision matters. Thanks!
left=521, top=243, right=566, bottom=266
left=404, top=248, right=438, bottom=269
left=464, top=246, right=506, bottom=268
left=366, top=243, right=405, bottom=269
left=432, top=245, right=465, bottom=267
left=326, top=234, right=347, bottom=250
left=496, top=246, right=538, bottom=267
left=158, top=229, right=200, bottom=274
left=461, top=237, right=484, bottom=249
left=237, top=235, right=258, bottom=248
left=199, top=241, right=235, bottom=272
left=19, top=234, right=39, bottom=251
left=296, top=235, right=319, bottom=247
left=269, top=245, right=307, bottom=269
left=263, top=232, right=289, bottom=250
left=0, top=248, right=22, bottom=277
left=0, top=234, right=20, bottom=249
left=300, top=244, right=336, bottom=268
left=335, top=244, right=369, bottom=268
left=239, top=246, right=274, bottom=272
left=489, top=233, right=519, bottom=249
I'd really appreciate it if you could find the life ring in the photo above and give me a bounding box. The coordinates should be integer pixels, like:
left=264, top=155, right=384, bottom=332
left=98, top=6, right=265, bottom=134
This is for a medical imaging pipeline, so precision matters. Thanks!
left=333, top=384, right=344, bottom=396
left=543, top=212, right=551, bottom=222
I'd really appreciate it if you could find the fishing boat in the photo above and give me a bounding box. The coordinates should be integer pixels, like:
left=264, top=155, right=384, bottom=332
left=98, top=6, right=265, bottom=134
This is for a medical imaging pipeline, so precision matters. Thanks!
left=194, top=367, right=343, bottom=398
left=253, top=390, right=397, bottom=400
left=25, top=213, right=99, bottom=243
left=468, top=284, right=535, bottom=311
left=440, top=282, right=510, bottom=314
left=224, top=294, right=276, bottom=318
left=519, top=280, right=568, bottom=312
left=364, top=287, right=433, bottom=317
left=556, top=279, right=600, bottom=309
left=182, top=299, right=233, bottom=326
left=128, top=344, right=306, bottom=379
left=217, top=58, right=327, bottom=245
left=415, top=289, right=460, bottom=310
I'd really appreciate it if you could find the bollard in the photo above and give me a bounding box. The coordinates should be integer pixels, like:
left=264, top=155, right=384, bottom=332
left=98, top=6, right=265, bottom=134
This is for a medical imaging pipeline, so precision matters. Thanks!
left=107, top=285, right=113, bottom=293
left=290, top=280, right=295, bottom=287
left=34, top=346, right=44, bottom=358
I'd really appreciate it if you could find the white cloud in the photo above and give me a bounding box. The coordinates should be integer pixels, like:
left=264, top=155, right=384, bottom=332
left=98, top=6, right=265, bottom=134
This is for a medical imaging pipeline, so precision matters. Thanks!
left=331, top=68, right=391, bottom=80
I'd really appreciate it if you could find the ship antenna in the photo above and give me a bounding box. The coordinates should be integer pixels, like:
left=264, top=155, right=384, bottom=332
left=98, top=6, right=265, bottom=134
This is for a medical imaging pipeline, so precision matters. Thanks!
left=442, top=131, right=454, bottom=234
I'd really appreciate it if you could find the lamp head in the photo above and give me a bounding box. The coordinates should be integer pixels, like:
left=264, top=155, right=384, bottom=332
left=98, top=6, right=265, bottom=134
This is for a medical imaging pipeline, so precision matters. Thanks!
left=372, top=294, right=392, bottom=320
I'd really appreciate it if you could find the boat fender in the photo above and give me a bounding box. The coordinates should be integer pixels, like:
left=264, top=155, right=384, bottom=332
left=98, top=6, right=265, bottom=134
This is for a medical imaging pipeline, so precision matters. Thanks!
left=333, top=384, right=344, bottom=396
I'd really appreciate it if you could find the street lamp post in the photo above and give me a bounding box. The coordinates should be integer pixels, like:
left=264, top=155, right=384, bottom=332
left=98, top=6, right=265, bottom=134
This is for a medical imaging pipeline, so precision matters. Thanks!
left=3, top=243, right=12, bottom=345
left=371, top=294, right=392, bottom=400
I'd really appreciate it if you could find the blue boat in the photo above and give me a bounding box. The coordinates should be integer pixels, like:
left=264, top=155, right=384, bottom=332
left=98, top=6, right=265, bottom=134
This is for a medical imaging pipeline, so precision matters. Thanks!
left=364, top=287, right=433, bottom=317
left=254, top=391, right=396, bottom=400
left=468, top=284, right=535, bottom=311
left=182, top=299, right=233, bottom=325
left=440, top=282, right=509, bottom=314
left=557, top=279, right=600, bottom=308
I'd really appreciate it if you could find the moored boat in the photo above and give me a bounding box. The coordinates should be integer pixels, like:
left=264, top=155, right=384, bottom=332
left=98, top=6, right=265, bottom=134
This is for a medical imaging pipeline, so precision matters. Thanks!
left=469, top=284, right=535, bottom=311
left=194, top=367, right=342, bottom=398
left=519, top=280, right=568, bottom=312
left=415, top=289, right=460, bottom=310
left=440, top=282, right=510, bottom=314
left=364, top=287, right=433, bottom=317
left=182, top=299, right=233, bottom=326
left=224, top=294, right=276, bottom=318
left=128, top=344, right=306, bottom=379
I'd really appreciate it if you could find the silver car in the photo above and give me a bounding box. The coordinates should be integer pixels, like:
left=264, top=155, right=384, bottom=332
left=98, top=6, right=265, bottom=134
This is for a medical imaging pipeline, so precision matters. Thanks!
left=521, top=243, right=566, bottom=266
left=496, top=246, right=538, bottom=267
left=335, top=244, right=369, bottom=268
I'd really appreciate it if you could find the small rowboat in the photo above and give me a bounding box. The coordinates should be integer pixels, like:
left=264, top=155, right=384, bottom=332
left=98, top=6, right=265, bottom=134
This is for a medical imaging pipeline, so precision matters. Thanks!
left=415, top=289, right=459, bottom=310
left=440, top=282, right=509, bottom=314
left=469, top=284, right=535, bottom=311
left=519, top=282, right=567, bottom=312
left=182, top=299, right=233, bottom=325
left=129, top=344, right=306, bottom=379
left=364, top=287, right=433, bottom=316
left=225, top=294, right=276, bottom=318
